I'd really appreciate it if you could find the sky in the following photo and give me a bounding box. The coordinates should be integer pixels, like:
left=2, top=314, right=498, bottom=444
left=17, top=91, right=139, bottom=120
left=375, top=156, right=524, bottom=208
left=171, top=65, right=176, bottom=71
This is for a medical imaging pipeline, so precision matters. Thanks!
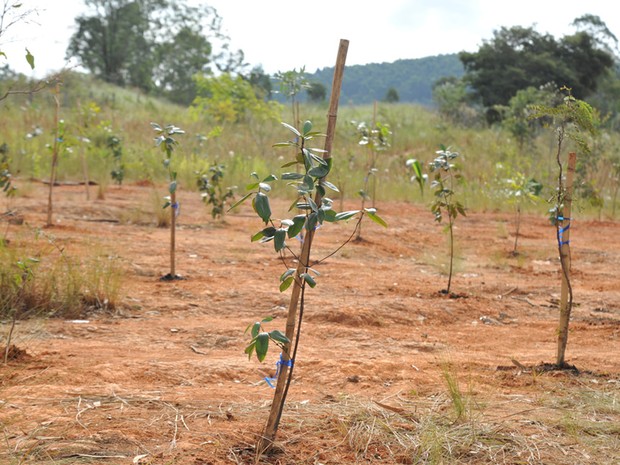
left=1, top=0, right=619, bottom=78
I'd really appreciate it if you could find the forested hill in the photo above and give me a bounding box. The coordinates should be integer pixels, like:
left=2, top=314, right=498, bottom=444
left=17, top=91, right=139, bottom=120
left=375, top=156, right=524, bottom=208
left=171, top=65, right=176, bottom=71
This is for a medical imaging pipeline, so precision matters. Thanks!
left=308, top=54, right=464, bottom=106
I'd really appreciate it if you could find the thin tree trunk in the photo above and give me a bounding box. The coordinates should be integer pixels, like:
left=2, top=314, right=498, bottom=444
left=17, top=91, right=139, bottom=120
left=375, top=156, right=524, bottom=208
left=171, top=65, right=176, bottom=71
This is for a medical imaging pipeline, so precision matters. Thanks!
left=512, top=204, right=521, bottom=255
left=556, top=152, right=576, bottom=367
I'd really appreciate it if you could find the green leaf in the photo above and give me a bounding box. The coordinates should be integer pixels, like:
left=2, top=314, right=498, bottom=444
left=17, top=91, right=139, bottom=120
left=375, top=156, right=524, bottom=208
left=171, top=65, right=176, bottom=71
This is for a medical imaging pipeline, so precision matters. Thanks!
left=323, top=209, right=337, bottom=222
left=365, top=208, right=388, bottom=227
left=274, top=228, right=286, bottom=252
left=335, top=210, right=360, bottom=221
left=254, top=192, right=271, bottom=224
left=251, top=227, right=276, bottom=242
left=287, top=215, right=306, bottom=238
left=280, top=268, right=296, bottom=282
left=282, top=172, right=304, bottom=180
left=322, top=180, right=340, bottom=192
left=269, top=330, right=290, bottom=345
left=262, top=174, right=278, bottom=183
left=244, top=342, right=255, bottom=360
left=300, top=273, right=317, bottom=288
left=308, top=164, right=330, bottom=178
left=250, top=321, right=261, bottom=339
left=261, top=316, right=274, bottom=323
left=168, top=180, right=177, bottom=194
left=228, top=191, right=253, bottom=211
left=255, top=332, right=270, bottom=362
left=273, top=141, right=295, bottom=148
left=281, top=122, right=300, bottom=137
left=302, top=120, right=313, bottom=136
left=306, top=212, right=318, bottom=231
left=25, top=48, right=34, bottom=69
left=279, top=276, right=294, bottom=292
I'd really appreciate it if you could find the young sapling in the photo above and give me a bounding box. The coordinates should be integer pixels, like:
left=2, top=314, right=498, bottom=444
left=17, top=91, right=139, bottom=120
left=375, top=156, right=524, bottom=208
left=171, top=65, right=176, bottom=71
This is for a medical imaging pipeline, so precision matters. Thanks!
left=151, top=123, right=185, bottom=280
left=429, top=146, right=466, bottom=295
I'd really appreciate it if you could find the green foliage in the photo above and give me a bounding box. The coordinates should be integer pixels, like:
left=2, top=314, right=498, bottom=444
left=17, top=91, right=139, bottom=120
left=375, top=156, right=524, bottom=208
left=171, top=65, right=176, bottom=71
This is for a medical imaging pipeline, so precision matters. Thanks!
left=430, top=148, right=466, bottom=223
left=0, top=142, right=16, bottom=197
left=274, top=67, right=310, bottom=102
left=196, top=162, right=235, bottom=219
left=432, top=76, right=480, bottom=126
left=306, top=81, right=326, bottom=103
left=405, top=158, right=427, bottom=196
left=192, top=73, right=282, bottom=124
left=500, top=84, right=559, bottom=148
left=67, top=0, right=243, bottom=105
left=151, top=122, right=185, bottom=208
left=237, top=120, right=386, bottom=362
left=429, top=146, right=466, bottom=293
left=309, top=55, right=464, bottom=105
left=244, top=316, right=289, bottom=363
left=530, top=87, right=598, bottom=160
left=107, top=135, right=124, bottom=185
left=384, top=87, right=399, bottom=103
left=460, top=21, right=615, bottom=120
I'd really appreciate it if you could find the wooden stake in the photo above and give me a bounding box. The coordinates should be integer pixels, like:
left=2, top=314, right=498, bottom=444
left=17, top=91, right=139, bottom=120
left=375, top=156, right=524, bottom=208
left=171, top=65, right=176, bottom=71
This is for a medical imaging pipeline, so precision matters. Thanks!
left=46, top=82, right=61, bottom=227
left=256, top=39, right=349, bottom=455
left=556, top=152, right=576, bottom=367
left=170, top=190, right=176, bottom=278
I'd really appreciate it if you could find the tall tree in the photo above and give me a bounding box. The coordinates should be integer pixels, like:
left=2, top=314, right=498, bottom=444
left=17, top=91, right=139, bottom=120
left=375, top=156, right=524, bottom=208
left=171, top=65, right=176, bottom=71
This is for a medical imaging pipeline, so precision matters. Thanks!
left=67, top=0, right=243, bottom=104
left=459, top=22, right=615, bottom=121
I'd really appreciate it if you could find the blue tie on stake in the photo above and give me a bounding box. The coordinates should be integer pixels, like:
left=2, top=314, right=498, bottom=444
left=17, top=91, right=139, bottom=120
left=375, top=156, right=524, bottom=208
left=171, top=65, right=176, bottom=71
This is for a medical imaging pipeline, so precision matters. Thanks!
left=265, top=354, right=294, bottom=388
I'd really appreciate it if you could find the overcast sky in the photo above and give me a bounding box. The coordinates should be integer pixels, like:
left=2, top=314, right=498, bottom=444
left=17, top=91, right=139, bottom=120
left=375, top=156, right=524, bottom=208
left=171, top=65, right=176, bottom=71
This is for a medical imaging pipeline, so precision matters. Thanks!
left=2, top=0, right=619, bottom=77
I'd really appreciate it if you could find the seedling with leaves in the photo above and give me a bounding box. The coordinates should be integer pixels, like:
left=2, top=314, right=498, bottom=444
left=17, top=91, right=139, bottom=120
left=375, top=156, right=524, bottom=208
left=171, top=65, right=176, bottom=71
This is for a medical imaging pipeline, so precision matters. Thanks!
left=233, top=117, right=386, bottom=454
left=352, top=119, right=391, bottom=239
left=531, top=87, right=597, bottom=368
left=496, top=164, right=542, bottom=255
left=244, top=316, right=289, bottom=363
left=151, top=123, right=185, bottom=280
left=0, top=143, right=16, bottom=200
left=274, top=67, right=310, bottom=127
left=406, top=158, right=427, bottom=197
left=196, top=162, right=234, bottom=219
left=429, top=146, right=466, bottom=295
left=107, top=135, right=125, bottom=185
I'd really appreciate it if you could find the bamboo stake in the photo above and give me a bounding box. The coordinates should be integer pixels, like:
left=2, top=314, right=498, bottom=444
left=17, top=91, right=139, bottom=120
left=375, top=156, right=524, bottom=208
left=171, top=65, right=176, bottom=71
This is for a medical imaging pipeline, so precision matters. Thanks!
left=170, top=190, right=176, bottom=277
left=556, top=152, right=576, bottom=367
left=256, top=39, right=349, bottom=456
left=46, top=82, right=61, bottom=227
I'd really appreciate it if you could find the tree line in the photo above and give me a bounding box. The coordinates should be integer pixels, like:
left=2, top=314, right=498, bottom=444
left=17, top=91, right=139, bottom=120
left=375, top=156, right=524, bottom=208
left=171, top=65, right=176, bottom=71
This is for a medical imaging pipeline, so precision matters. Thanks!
left=2, top=1, right=619, bottom=128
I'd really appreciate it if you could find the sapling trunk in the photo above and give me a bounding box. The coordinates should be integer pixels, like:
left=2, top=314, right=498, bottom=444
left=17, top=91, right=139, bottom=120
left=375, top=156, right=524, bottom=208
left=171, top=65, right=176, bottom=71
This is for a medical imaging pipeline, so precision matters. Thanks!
left=80, top=147, right=90, bottom=200
left=556, top=152, right=576, bottom=367
left=447, top=215, right=454, bottom=294
left=512, top=204, right=521, bottom=255
left=256, top=39, right=349, bottom=457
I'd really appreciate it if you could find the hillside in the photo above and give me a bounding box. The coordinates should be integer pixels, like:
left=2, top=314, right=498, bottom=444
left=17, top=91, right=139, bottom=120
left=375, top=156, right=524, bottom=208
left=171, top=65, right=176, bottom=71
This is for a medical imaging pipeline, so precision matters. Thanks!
left=307, top=54, right=464, bottom=106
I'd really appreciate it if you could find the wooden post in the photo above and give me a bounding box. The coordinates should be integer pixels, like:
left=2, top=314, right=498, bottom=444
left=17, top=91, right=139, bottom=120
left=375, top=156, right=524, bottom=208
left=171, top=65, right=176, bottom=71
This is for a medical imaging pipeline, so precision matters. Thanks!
left=256, top=39, right=349, bottom=455
left=46, top=83, right=61, bottom=227
left=170, top=190, right=177, bottom=278
left=556, top=152, right=576, bottom=367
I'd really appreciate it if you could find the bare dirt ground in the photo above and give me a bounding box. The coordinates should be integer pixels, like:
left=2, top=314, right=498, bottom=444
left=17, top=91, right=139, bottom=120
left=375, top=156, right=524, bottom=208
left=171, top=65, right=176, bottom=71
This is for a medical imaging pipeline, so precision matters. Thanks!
left=1, top=183, right=619, bottom=464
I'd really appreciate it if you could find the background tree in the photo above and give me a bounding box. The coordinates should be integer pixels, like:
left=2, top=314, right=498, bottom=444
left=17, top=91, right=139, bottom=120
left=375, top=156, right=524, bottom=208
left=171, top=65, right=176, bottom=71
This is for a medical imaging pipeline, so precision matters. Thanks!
left=384, top=87, right=399, bottom=103
left=306, top=81, right=326, bottom=103
left=67, top=0, right=243, bottom=105
left=459, top=21, right=615, bottom=122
